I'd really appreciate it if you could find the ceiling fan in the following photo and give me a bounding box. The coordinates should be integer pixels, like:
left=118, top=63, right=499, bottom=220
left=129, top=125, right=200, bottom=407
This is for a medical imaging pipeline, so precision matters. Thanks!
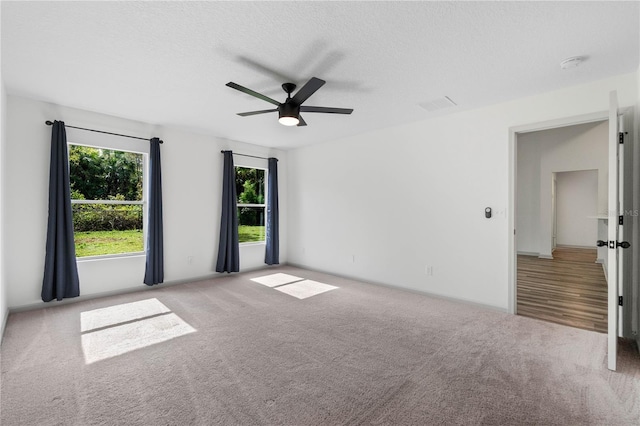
left=226, top=77, right=353, bottom=127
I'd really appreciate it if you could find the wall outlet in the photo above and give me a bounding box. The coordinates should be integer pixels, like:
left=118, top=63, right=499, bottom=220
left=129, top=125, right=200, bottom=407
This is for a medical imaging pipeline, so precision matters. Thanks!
left=425, top=266, right=433, bottom=276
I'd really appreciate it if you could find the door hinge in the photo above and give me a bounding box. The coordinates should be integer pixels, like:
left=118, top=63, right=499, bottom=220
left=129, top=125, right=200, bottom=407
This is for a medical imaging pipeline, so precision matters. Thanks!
left=609, top=241, right=615, bottom=249
left=619, top=132, right=624, bottom=144
left=619, top=215, right=623, bottom=225
left=618, top=296, right=623, bottom=306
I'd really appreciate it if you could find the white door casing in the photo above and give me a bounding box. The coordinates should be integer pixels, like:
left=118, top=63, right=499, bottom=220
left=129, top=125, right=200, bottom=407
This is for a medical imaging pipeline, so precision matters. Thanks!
left=607, top=90, right=620, bottom=371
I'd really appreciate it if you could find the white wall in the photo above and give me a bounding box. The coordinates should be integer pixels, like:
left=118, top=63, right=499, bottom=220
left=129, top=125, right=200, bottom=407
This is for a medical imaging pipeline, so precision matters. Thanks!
left=4, top=96, right=287, bottom=308
left=515, top=136, right=541, bottom=255
left=555, top=170, right=598, bottom=247
left=287, top=72, right=638, bottom=311
left=0, top=0, right=7, bottom=336
left=635, top=66, right=640, bottom=348
left=0, top=80, right=8, bottom=339
left=517, top=122, right=608, bottom=256
left=0, top=5, right=7, bottom=340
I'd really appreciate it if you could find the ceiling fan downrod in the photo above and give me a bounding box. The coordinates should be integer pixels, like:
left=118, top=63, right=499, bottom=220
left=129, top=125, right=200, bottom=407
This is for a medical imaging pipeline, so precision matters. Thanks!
left=282, top=83, right=296, bottom=100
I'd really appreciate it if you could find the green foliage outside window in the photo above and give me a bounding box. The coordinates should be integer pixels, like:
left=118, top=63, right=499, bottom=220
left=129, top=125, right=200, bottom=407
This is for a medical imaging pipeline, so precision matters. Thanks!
left=69, top=145, right=143, bottom=201
left=235, top=167, right=264, bottom=204
left=72, top=203, right=143, bottom=232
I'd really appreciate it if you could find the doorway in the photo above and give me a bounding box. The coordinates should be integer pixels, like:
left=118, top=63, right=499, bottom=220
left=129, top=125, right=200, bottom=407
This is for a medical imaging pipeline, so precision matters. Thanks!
left=514, top=121, right=609, bottom=332
left=509, top=102, right=637, bottom=372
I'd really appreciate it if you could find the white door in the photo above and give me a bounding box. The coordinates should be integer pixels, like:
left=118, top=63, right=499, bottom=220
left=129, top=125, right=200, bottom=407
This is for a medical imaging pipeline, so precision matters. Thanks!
left=552, top=174, right=557, bottom=251
left=617, top=113, right=625, bottom=339
left=606, top=90, right=627, bottom=371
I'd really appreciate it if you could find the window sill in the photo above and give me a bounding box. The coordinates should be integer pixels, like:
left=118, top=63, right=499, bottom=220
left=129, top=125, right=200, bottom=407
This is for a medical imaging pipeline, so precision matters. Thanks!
left=76, top=252, right=145, bottom=262
left=240, top=241, right=266, bottom=247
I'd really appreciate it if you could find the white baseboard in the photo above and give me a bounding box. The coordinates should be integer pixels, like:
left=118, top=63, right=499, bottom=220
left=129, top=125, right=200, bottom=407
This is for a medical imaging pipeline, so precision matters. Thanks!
left=517, top=251, right=539, bottom=257
left=538, top=254, right=554, bottom=259
left=287, top=262, right=508, bottom=313
left=0, top=308, right=9, bottom=347
left=7, top=264, right=277, bottom=313
left=555, top=244, right=597, bottom=249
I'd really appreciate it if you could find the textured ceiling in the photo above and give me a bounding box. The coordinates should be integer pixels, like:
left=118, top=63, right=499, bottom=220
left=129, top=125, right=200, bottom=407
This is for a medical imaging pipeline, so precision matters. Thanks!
left=2, top=1, right=639, bottom=149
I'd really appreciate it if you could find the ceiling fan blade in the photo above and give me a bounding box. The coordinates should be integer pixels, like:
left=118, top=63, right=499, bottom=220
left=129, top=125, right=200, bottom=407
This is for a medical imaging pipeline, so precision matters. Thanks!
left=297, top=115, right=307, bottom=127
left=300, top=106, right=353, bottom=114
left=226, top=82, right=281, bottom=106
left=237, top=109, right=278, bottom=117
left=236, top=56, right=296, bottom=85
left=291, top=77, right=325, bottom=105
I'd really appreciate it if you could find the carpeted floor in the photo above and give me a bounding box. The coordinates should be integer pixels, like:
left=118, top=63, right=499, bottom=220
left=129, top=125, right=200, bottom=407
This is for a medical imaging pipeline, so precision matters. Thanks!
left=1, top=266, right=639, bottom=425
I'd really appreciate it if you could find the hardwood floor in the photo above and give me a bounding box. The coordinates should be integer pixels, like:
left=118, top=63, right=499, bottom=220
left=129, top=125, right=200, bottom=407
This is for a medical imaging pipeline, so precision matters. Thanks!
left=517, top=246, right=607, bottom=333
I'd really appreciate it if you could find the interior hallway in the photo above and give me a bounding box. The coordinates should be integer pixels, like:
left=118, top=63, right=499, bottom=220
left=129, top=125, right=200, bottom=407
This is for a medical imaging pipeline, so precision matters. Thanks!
left=517, top=246, right=608, bottom=333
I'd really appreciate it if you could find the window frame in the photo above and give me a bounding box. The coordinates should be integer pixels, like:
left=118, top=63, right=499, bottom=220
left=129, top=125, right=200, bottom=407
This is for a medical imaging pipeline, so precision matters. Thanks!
left=68, top=142, right=148, bottom=260
left=235, top=165, right=267, bottom=245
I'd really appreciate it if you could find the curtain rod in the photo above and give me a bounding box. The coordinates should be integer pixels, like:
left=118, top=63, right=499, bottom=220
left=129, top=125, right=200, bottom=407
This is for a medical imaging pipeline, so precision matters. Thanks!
left=221, top=150, right=277, bottom=161
left=45, top=120, right=163, bottom=144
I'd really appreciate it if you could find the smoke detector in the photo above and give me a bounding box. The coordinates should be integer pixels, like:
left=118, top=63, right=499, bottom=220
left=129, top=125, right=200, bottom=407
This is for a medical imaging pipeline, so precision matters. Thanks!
left=560, top=56, right=584, bottom=70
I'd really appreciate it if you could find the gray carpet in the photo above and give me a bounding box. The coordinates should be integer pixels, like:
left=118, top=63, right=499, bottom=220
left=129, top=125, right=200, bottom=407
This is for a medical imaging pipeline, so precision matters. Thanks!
left=1, top=266, right=639, bottom=425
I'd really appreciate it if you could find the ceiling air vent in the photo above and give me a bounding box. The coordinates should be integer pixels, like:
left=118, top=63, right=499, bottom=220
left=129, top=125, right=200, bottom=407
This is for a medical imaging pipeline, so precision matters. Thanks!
left=419, top=96, right=457, bottom=112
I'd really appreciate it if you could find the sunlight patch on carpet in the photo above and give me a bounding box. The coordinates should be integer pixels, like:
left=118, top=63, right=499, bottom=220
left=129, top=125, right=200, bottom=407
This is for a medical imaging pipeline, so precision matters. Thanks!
left=274, top=280, right=338, bottom=299
left=80, top=299, right=196, bottom=364
left=81, top=298, right=171, bottom=332
left=251, top=273, right=303, bottom=287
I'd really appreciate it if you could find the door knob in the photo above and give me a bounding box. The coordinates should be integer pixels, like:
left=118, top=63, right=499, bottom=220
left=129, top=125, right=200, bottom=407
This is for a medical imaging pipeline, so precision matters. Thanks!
left=597, top=240, right=630, bottom=248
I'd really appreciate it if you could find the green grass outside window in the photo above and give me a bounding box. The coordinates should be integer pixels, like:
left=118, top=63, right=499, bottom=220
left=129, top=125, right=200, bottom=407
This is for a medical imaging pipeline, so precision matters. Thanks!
left=75, top=226, right=265, bottom=257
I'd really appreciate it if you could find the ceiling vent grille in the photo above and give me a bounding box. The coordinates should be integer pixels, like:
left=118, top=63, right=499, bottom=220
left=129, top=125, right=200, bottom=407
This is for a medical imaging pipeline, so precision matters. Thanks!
left=419, top=96, right=457, bottom=112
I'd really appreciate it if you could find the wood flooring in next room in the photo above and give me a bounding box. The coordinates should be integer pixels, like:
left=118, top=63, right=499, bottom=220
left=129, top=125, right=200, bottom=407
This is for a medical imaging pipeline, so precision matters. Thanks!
left=517, top=246, right=608, bottom=333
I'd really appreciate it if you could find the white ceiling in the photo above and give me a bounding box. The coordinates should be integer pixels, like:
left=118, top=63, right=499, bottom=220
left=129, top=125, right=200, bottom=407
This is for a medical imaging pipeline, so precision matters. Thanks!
left=2, top=1, right=639, bottom=149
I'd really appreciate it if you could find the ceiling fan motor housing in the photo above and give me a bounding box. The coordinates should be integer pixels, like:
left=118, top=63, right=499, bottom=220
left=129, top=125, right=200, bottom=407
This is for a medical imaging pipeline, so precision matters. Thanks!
left=278, top=101, right=300, bottom=120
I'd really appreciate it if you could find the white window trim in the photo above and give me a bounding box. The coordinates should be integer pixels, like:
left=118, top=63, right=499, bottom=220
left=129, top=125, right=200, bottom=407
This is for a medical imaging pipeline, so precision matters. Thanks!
left=236, top=203, right=264, bottom=208
left=236, top=165, right=267, bottom=245
left=76, top=252, right=145, bottom=263
left=68, top=142, right=148, bottom=259
left=237, top=203, right=267, bottom=246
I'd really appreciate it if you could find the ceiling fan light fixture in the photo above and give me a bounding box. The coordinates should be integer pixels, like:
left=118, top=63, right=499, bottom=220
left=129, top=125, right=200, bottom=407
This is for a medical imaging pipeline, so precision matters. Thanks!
left=278, top=103, right=300, bottom=126
left=278, top=116, right=299, bottom=126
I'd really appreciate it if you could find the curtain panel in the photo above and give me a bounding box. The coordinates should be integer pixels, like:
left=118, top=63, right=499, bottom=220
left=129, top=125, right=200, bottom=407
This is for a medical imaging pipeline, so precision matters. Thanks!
left=42, top=121, right=80, bottom=302
left=144, top=138, right=164, bottom=285
left=216, top=151, right=240, bottom=273
left=265, top=157, right=279, bottom=265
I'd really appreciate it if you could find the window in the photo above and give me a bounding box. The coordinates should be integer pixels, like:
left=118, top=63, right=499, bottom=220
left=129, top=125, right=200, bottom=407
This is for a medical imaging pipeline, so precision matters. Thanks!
left=236, top=166, right=265, bottom=243
left=68, top=144, right=145, bottom=258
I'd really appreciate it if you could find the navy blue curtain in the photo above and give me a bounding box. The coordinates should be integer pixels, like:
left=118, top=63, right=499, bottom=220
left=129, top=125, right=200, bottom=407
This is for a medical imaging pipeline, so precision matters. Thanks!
left=42, top=121, right=80, bottom=302
left=265, top=158, right=279, bottom=265
left=144, top=138, right=164, bottom=285
left=216, top=151, right=240, bottom=273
